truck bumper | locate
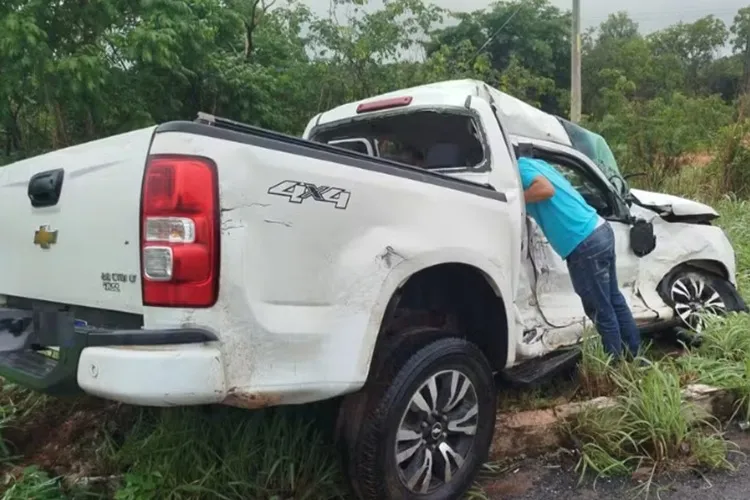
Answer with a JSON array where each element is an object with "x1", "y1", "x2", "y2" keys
[
  {"x1": 77, "y1": 345, "x2": 225, "y2": 406},
  {"x1": 0, "y1": 307, "x2": 224, "y2": 404}
]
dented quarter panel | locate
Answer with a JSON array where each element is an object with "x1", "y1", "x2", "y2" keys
[{"x1": 143, "y1": 100, "x2": 524, "y2": 406}]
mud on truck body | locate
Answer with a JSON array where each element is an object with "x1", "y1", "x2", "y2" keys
[{"x1": 0, "y1": 79, "x2": 744, "y2": 500}]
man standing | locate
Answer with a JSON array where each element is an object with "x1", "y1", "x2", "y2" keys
[{"x1": 518, "y1": 155, "x2": 640, "y2": 358}]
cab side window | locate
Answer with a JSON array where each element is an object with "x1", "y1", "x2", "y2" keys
[{"x1": 547, "y1": 160, "x2": 613, "y2": 217}]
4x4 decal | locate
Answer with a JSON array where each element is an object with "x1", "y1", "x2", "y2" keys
[{"x1": 267, "y1": 180, "x2": 351, "y2": 210}]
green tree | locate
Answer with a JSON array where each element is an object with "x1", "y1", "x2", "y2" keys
[
  {"x1": 582, "y1": 13, "x2": 683, "y2": 118},
  {"x1": 0, "y1": 0, "x2": 746, "y2": 205},
  {"x1": 308, "y1": 0, "x2": 443, "y2": 104},
  {"x1": 732, "y1": 6, "x2": 750, "y2": 96},
  {"x1": 428, "y1": 0, "x2": 570, "y2": 113},
  {"x1": 649, "y1": 15, "x2": 729, "y2": 93}
]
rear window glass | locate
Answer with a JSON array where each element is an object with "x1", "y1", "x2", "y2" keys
[
  {"x1": 312, "y1": 110, "x2": 486, "y2": 170},
  {"x1": 331, "y1": 140, "x2": 370, "y2": 155}
]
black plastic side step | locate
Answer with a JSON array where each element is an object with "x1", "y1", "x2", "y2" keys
[
  {"x1": 501, "y1": 347, "x2": 581, "y2": 386},
  {"x1": 0, "y1": 350, "x2": 57, "y2": 379},
  {"x1": 0, "y1": 308, "x2": 82, "y2": 395}
]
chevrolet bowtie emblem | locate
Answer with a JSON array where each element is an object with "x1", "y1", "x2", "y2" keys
[{"x1": 34, "y1": 225, "x2": 58, "y2": 249}]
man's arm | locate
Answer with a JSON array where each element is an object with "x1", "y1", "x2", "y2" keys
[
  {"x1": 518, "y1": 157, "x2": 555, "y2": 203},
  {"x1": 524, "y1": 175, "x2": 555, "y2": 203}
]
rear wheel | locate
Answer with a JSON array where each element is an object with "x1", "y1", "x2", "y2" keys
[{"x1": 344, "y1": 336, "x2": 496, "y2": 500}]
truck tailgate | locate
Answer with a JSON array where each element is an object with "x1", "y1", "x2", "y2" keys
[{"x1": 0, "y1": 126, "x2": 157, "y2": 314}]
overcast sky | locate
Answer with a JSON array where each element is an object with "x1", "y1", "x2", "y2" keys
[
  {"x1": 547, "y1": 0, "x2": 743, "y2": 32},
  {"x1": 308, "y1": 0, "x2": 746, "y2": 33}
]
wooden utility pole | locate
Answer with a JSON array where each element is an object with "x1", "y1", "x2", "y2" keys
[
  {"x1": 740, "y1": 31, "x2": 750, "y2": 120},
  {"x1": 571, "y1": 0, "x2": 582, "y2": 123}
]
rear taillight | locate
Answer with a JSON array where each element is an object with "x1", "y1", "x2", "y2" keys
[{"x1": 140, "y1": 155, "x2": 219, "y2": 307}]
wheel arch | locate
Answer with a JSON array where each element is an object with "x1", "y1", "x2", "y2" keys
[
  {"x1": 657, "y1": 259, "x2": 731, "y2": 301},
  {"x1": 365, "y1": 261, "x2": 511, "y2": 381}
]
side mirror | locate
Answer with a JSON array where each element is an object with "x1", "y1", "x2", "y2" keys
[{"x1": 629, "y1": 218, "x2": 656, "y2": 257}]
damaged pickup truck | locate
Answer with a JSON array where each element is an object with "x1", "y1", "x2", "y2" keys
[{"x1": 0, "y1": 79, "x2": 744, "y2": 500}]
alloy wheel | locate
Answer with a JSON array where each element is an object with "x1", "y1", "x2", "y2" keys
[
  {"x1": 394, "y1": 369, "x2": 479, "y2": 494},
  {"x1": 670, "y1": 275, "x2": 727, "y2": 332}
]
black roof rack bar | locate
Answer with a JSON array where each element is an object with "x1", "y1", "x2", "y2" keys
[{"x1": 194, "y1": 112, "x2": 260, "y2": 136}]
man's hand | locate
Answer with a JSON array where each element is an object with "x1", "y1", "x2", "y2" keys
[{"x1": 524, "y1": 175, "x2": 555, "y2": 203}]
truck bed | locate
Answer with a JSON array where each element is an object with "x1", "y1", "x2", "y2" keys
[{"x1": 0, "y1": 114, "x2": 504, "y2": 317}]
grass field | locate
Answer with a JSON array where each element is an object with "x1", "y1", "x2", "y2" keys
[{"x1": 0, "y1": 196, "x2": 748, "y2": 499}]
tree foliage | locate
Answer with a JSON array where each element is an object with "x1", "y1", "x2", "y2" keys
[{"x1": 1, "y1": 0, "x2": 750, "y2": 190}]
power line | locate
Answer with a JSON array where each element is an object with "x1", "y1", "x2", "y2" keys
[{"x1": 468, "y1": 3, "x2": 524, "y2": 62}]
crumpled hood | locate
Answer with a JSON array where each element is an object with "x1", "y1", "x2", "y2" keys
[{"x1": 629, "y1": 188, "x2": 719, "y2": 218}]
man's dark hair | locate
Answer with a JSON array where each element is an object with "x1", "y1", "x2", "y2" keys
[
  {"x1": 411, "y1": 147, "x2": 424, "y2": 163},
  {"x1": 516, "y1": 143, "x2": 534, "y2": 158}
]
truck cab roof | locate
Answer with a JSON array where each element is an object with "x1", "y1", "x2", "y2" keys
[
  {"x1": 306, "y1": 79, "x2": 627, "y2": 192},
  {"x1": 313, "y1": 80, "x2": 477, "y2": 128},
  {"x1": 309, "y1": 79, "x2": 571, "y2": 147}
]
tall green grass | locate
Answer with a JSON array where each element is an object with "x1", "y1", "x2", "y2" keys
[
  {"x1": 577, "y1": 332, "x2": 615, "y2": 399},
  {"x1": 569, "y1": 309, "x2": 750, "y2": 495},
  {"x1": 1, "y1": 467, "x2": 66, "y2": 500},
  {"x1": 715, "y1": 198, "x2": 750, "y2": 293},
  {"x1": 570, "y1": 346, "x2": 734, "y2": 496},
  {"x1": 114, "y1": 405, "x2": 346, "y2": 500},
  {"x1": 676, "y1": 313, "x2": 750, "y2": 421}
]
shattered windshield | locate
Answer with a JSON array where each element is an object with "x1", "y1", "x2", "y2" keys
[{"x1": 558, "y1": 119, "x2": 628, "y2": 196}]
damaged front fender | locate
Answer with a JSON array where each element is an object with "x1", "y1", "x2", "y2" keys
[
  {"x1": 632, "y1": 200, "x2": 737, "y2": 314},
  {"x1": 629, "y1": 188, "x2": 719, "y2": 222}
]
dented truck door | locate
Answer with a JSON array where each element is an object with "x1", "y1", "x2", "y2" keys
[{"x1": 519, "y1": 142, "x2": 657, "y2": 351}]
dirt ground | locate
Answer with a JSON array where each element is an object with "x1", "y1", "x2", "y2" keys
[
  {"x1": 481, "y1": 429, "x2": 750, "y2": 500},
  {"x1": 0, "y1": 394, "x2": 133, "y2": 480}
]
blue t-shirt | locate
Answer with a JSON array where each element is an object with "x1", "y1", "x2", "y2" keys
[{"x1": 518, "y1": 157, "x2": 599, "y2": 259}]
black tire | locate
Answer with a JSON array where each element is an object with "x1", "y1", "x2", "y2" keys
[
  {"x1": 349, "y1": 337, "x2": 496, "y2": 500},
  {"x1": 662, "y1": 267, "x2": 747, "y2": 335},
  {"x1": 336, "y1": 327, "x2": 452, "y2": 499}
]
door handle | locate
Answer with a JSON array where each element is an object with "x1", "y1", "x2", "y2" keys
[{"x1": 28, "y1": 169, "x2": 65, "y2": 208}]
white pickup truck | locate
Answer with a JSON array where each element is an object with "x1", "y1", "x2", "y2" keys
[{"x1": 0, "y1": 79, "x2": 744, "y2": 499}]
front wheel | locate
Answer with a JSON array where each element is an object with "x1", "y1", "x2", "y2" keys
[
  {"x1": 665, "y1": 268, "x2": 746, "y2": 334},
  {"x1": 349, "y1": 337, "x2": 496, "y2": 500}
]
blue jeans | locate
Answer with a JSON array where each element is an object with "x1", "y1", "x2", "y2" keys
[{"x1": 566, "y1": 222, "x2": 641, "y2": 357}]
